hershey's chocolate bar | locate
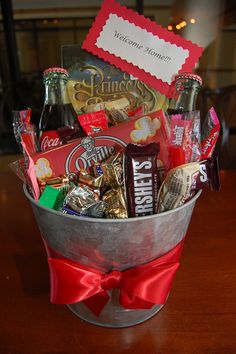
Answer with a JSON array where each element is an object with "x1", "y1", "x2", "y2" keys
[{"x1": 124, "y1": 143, "x2": 160, "y2": 217}]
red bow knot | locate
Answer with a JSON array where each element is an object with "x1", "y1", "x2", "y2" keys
[
  {"x1": 47, "y1": 239, "x2": 185, "y2": 316},
  {"x1": 101, "y1": 270, "x2": 121, "y2": 290}
]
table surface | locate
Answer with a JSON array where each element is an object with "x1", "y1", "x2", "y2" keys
[{"x1": 1, "y1": 170, "x2": 236, "y2": 354}]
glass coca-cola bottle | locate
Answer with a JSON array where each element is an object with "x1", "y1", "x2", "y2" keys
[
  {"x1": 167, "y1": 73, "x2": 202, "y2": 114},
  {"x1": 39, "y1": 67, "x2": 83, "y2": 151}
]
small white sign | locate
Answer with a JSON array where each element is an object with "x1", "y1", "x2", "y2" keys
[{"x1": 96, "y1": 14, "x2": 189, "y2": 84}]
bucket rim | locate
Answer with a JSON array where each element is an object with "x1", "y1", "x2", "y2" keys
[{"x1": 23, "y1": 184, "x2": 202, "y2": 223}]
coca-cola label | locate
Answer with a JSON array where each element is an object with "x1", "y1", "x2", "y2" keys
[
  {"x1": 65, "y1": 135, "x2": 126, "y2": 173},
  {"x1": 40, "y1": 130, "x2": 61, "y2": 151}
]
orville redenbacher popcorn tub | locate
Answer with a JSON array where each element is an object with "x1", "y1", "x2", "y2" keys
[{"x1": 24, "y1": 185, "x2": 201, "y2": 328}]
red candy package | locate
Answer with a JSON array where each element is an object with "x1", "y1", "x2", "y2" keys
[
  {"x1": 77, "y1": 110, "x2": 108, "y2": 135},
  {"x1": 169, "y1": 115, "x2": 192, "y2": 167},
  {"x1": 128, "y1": 104, "x2": 148, "y2": 119},
  {"x1": 201, "y1": 107, "x2": 220, "y2": 159},
  {"x1": 169, "y1": 111, "x2": 201, "y2": 168}
]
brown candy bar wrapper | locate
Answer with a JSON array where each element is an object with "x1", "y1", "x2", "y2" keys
[
  {"x1": 196, "y1": 156, "x2": 220, "y2": 191},
  {"x1": 103, "y1": 187, "x2": 128, "y2": 219},
  {"x1": 158, "y1": 157, "x2": 220, "y2": 213},
  {"x1": 124, "y1": 143, "x2": 161, "y2": 217}
]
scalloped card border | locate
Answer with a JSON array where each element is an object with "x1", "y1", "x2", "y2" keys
[{"x1": 82, "y1": 0, "x2": 203, "y2": 97}]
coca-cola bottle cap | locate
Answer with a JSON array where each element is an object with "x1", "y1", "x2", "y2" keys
[
  {"x1": 175, "y1": 72, "x2": 202, "y2": 85},
  {"x1": 43, "y1": 67, "x2": 69, "y2": 77}
]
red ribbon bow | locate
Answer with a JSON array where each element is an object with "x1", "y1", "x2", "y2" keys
[{"x1": 47, "y1": 239, "x2": 185, "y2": 316}]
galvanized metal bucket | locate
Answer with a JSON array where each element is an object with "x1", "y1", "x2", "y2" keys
[{"x1": 24, "y1": 185, "x2": 201, "y2": 328}]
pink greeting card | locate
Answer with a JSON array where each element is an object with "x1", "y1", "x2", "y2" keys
[{"x1": 82, "y1": 0, "x2": 203, "y2": 97}]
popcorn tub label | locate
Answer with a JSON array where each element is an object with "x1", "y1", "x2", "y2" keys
[{"x1": 33, "y1": 111, "x2": 170, "y2": 183}]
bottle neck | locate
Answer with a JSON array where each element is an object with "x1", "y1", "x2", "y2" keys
[
  {"x1": 44, "y1": 78, "x2": 71, "y2": 105},
  {"x1": 168, "y1": 79, "x2": 201, "y2": 113}
]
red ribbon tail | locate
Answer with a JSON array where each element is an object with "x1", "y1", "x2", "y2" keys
[
  {"x1": 119, "y1": 240, "x2": 184, "y2": 309},
  {"x1": 83, "y1": 292, "x2": 110, "y2": 316},
  {"x1": 120, "y1": 262, "x2": 180, "y2": 309},
  {"x1": 47, "y1": 257, "x2": 110, "y2": 316},
  {"x1": 120, "y1": 293, "x2": 154, "y2": 310}
]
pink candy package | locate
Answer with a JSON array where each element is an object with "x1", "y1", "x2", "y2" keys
[
  {"x1": 169, "y1": 111, "x2": 201, "y2": 168},
  {"x1": 201, "y1": 107, "x2": 220, "y2": 159}
]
